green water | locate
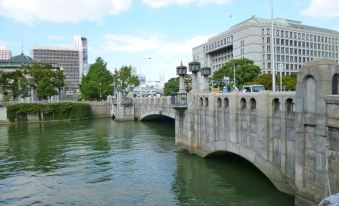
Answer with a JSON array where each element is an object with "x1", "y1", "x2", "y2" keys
[{"x1": 0, "y1": 119, "x2": 294, "y2": 205}]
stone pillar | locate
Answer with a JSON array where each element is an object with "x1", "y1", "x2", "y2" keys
[
  {"x1": 200, "y1": 66, "x2": 211, "y2": 94},
  {"x1": 176, "y1": 61, "x2": 188, "y2": 93},
  {"x1": 179, "y1": 76, "x2": 185, "y2": 93},
  {"x1": 294, "y1": 59, "x2": 339, "y2": 205},
  {"x1": 191, "y1": 73, "x2": 198, "y2": 93},
  {"x1": 202, "y1": 76, "x2": 209, "y2": 93}
]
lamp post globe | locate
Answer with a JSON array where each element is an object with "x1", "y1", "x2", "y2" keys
[
  {"x1": 200, "y1": 66, "x2": 211, "y2": 77},
  {"x1": 176, "y1": 61, "x2": 187, "y2": 76},
  {"x1": 188, "y1": 60, "x2": 201, "y2": 73}
]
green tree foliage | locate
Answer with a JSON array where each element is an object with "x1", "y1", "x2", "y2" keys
[
  {"x1": 163, "y1": 77, "x2": 179, "y2": 96},
  {"x1": 80, "y1": 57, "x2": 113, "y2": 101},
  {"x1": 112, "y1": 65, "x2": 139, "y2": 95},
  {"x1": 7, "y1": 102, "x2": 91, "y2": 122},
  {"x1": 163, "y1": 75, "x2": 192, "y2": 96},
  {"x1": 0, "y1": 70, "x2": 30, "y2": 101},
  {"x1": 250, "y1": 73, "x2": 297, "y2": 91},
  {"x1": 23, "y1": 63, "x2": 65, "y2": 100},
  {"x1": 282, "y1": 74, "x2": 297, "y2": 91},
  {"x1": 211, "y1": 58, "x2": 261, "y2": 88}
]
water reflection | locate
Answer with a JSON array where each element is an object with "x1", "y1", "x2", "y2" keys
[
  {"x1": 172, "y1": 152, "x2": 294, "y2": 206},
  {"x1": 0, "y1": 119, "x2": 293, "y2": 206}
]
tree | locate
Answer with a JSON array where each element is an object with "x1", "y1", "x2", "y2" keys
[
  {"x1": 0, "y1": 70, "x2": 30, "y2": 101},
  {"x1": 212, "y1": 58, "x2": 261, "y2": 88},
  {"x1": 250, "y1": 73, "x2": 297, "y2": 91},
  {"x1": 23, "y1": 63, "x2": 65, "y2": 100},
  {"x1": 112, "y1": 65, "x2": 139, "y2": 96},
  {"x1": 80, "y1": 57, "x2": 113, "y2": 101},
  {"x1": 162, "y1": 75, "x2": 192, "y2": 96},
  {"x1": 163, "y1": 77, "x2": 179, "y2": 96}
]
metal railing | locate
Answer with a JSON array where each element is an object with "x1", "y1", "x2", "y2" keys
[{"x1": 171, "y1": 93, "x2": 187, "y2": 106}]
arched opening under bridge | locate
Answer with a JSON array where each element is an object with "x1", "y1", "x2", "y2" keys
[{"x1": 204, "y1": 151, "x2": 294, "y2": 196}]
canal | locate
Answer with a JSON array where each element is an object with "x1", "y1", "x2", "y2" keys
[{"x1": 0, "y1": 119, "x2": 294, "y2": 205}]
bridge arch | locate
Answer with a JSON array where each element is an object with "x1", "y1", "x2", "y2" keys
[
  {"x1": 202, "y1": 148, "x2": 293, "y2": 195},
  {"x1": 140, "y1": 111, "x2": 175, "y2": 121},
  {"x1": 224, "y1": 97, "x2": 229, "y2": 110},
  {"x1": 240, "y1": 98, "x2": 246, "y2": 110},
  {"x1": 250, "y1": 98, "x2": 256, "y2": 110},
  {"x1": 204, "y1": 97, "x2": 209, "y2": 108}
]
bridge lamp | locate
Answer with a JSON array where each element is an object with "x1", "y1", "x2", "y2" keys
[
  {"x1": 201, "y1": 66, "x2": 211, "y2": 93},
  {"x1": 189, "y1": 60, "x2": 201, "y2": 93},
  {"x1": 176, "y1": 61, "x2": 187, "y2": 93},
  {"x1": 188, "y1": 60, "x2": 201, "y2": 73},
  {"x1": 201, "y1": 66, "x2": 211, "y2": 77},
  {"x1": 176, "y1": 61, "x2": 187, "y2": 76}
]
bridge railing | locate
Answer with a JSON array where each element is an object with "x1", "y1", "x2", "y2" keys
[{"x1": 171, "y1": 93, "x2": 187, "y2": 107}]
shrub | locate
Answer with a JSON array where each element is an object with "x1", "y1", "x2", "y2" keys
[{"x1": 7, "y1": 102, "x2": 91, "y2": 122}]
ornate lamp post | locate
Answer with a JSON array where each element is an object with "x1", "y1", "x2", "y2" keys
[
  {"x1": 188, "y1": 60, "x2": 201, "y2": 93},
  {"x1": 201, "y1": 66, "x2": 211, "y2": 93},
  {"x1": 176, "y1": 61, "x2": 187, "y2": 93}
]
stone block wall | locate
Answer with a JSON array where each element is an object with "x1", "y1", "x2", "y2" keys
[
  {"x1": 176, "y1": 91, "x2": 296, "y2": 195},
  {"x1": 89, "y1": 101, "x2": 109, "y2": 118}
]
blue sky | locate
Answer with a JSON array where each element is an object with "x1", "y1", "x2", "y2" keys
[{"x1": 0, "y1": 0, "x2": 339, "y2": 81}]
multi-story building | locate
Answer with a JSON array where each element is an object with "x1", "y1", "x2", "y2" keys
[
  {"x1": 32, "y1": 36, "x2": 88, "y2": 99},
  {"x1": 0, "y1": 46, "x2": 12, "y2": 60},
  {"x1": 74, "y1": 36, "x2": 89, "y2": 76},
  {"x1": 193, "y1": 16, "x2": 339, "y2": 75},
  {"x1": 0, "y1": 52, "x2": 62, "y2": 101}
]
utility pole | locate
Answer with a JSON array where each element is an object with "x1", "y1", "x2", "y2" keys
[{"x1": 270, "y1": 0, "x2": 276, "y2": 92}]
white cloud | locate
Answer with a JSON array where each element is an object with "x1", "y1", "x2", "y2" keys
[
  {"x1": 301, "y1": 0, "x2": 339, "y2": 18},
  {"x1": 102, "y1": 33, "x2": 208, "y2": 54},
  {"x1": 100, "y1": 33, "x2": 209, "y2": 80},
  {"x1": 0, "y1": 0, "x2": 132, "y2": 24},
  {"x1": 142, "y1": 0, "x2": 232, "y2": 8}
]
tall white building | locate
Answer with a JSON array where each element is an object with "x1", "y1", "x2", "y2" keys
[
  {"x1": 32, "y1": 36, "x2": 88, "y2": 99},
  {"x1": 74, "y1": 36, "x2": 89, "y2": 76},
  {"x1": 0, "y1": 46, "x2": 12, "y2": 60},
  {"x1": 193, "y1": 16, "x2": 339, "y2": 75}
]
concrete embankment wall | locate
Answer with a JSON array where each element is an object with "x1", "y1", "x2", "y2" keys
[
  {"x1": 89, "y1": 101, "x2": 110, "y2": 118},
  {"x1": 0, "y1": 101, "x2": 110, "y2": 124},
  {"x1": 0, "y1": 106, "x2": 8, "y2": 124}
]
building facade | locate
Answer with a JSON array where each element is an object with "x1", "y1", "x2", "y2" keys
[
  {"x1": 74, "y1": 36, "x2": 89, "y2": 76},
  {"x1": 32, "y1": 36, "x2": 88, "y2": 99},
  {"x1": 0, "y1": 53, "x2": 61, "y2": 101},
  {"x1": 193, "y1": 16, "x2": 339, "y2": 75},
  {"x1": 0, "y1": 46, "x2": 12, "y2": 60}
]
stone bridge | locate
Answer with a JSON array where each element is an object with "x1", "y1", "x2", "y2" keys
[{"x1": 110, "y1": 59, "x2": 339, "y2": 206}]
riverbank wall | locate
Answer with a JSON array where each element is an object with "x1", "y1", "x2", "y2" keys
[
  {"x1": 0, "y1": 101, "x2": 110, "y2": 124},
  {"x1": 89, "y1": 101, "x2": 110, "y2": 118}
]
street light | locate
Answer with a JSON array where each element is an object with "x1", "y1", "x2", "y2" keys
[
  {"x1": 270, "y1": 0, "x2": 276, "y2": 92},
  {"x1": 228, "y1": 62, "x2": 237, "y2": 88},
  {"x1": 201, "y1": 66, "x2": 211, "y2": 93},
  {"x1": 278, "y1": 63, "x2": 284, "y2": 91},
  {"x1": 176, "y1": 61, "x2": 187, "y2": 93}
]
